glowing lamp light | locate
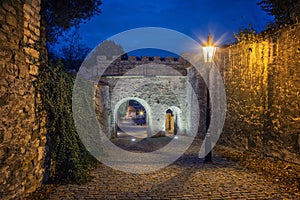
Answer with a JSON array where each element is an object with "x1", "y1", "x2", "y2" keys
[
  {"x1": 202, "y1": 33, "x2": 217, "y2": 63},
  {"x1": 139, "y1": 110, "x2": 144, "y2": 116},
  {"x1": 131, "y1": 138, "x2": 136, "y2": 142}
]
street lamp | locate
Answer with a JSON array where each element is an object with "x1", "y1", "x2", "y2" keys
[{"x1": 202, "y1": 33, "x2": 217, "y2": 162}]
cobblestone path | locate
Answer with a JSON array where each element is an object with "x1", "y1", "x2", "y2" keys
[{"x1": 49, "y1": 138, "x2": 297, "y2": 199}]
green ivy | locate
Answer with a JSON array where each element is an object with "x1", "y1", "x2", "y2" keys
[{"x1": 37, "y1": 59, "x2": 98, "y2": 184}]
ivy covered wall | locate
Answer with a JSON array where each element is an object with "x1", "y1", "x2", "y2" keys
[{"x1": 220, "y1": 24, "x2": 300, "y2": 163}]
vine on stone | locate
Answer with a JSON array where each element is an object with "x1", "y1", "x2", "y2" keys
[{"x1": 36, "y1": 59, "x2": 98, "y2": 184}]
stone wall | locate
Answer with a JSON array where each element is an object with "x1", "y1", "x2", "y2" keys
[
  {"x1": 220, "y1": 24, "x2": 300, "y2": 164},
  {"x1": 186, "y1": 67, "x2": 208, "y2": 138},
  {"x1": 95, "y1": 57, "x2": 204, "y2": 138},
  {"x1": 0, "y1": 0, "x2": 46, "y2": 199},
  {"x1": 95, "y1": 82, "x2": 112, "y2": 139},
  {"x1": 107, "y1": 74, "x2": 191, "y2": 137},
  {"x1": 96, "y1": 55, "x2": 188, "y2": 77}
]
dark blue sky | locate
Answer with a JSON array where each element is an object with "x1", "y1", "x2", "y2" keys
[{"x1": 77, "y1": 0, "x2": 273, "y2": 56}]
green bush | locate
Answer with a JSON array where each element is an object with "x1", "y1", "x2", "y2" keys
[{"x1": 37, "y1": 60, "x2": 98, "y2": 184}]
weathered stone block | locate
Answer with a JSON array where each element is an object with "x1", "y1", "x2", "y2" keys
[
  {"x1": 2, "y1": 2, "x2": 16, "y2": 15},
  {"x1": 29, "y1": 64, "x2": 38, "y2": 75},
  {"x1": 28, "y1": 24, "x2": 39, "y2": 35},
  {"x1": 23, "y1": 4, "x2": 34, "y2": 17},
  {"x1": 141, "y1": 56, "x2": 149, "y2": 61},
  {"x1": 128, "y1": 56, "x2": 137, "y2": 61},
  {"x1": 6, "y1": 14, "x2": 17, "y2": 27},
  {"x1": 37, "y1": 147, "x2": 44, "y2": 161}
]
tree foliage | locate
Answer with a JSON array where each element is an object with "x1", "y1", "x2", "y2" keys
[
  {"x1": 36, "y1": 0, "x2": 102, "y2": 184},
  {"x1": 234, "y1": 24, "x2": 256, "y2": 43},
  {"x1": 59, "y1": 27, "x2": 91, "y2": 71},
  {"x1": 42, "y1": 0, "x2": 102, "y2": 42},
  {"x1": 92, "y1": 40, "x2": 125, "y2": 59},
  {"x1": 83, "y1": 40, "x2": 125, "y2": 68},
  {"x1": 258, "y1": 0, "x2": 300, "y2": 25}
]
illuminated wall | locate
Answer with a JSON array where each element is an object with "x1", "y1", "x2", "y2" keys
[
  {"x1": 220, "y1": 24, "x2": 300, "y2": 163},
  {"x1": 0, "y1": 0, "x2": 46, "y2": 199}
]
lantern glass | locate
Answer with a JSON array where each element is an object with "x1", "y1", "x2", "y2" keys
[{"x1": 203, "y1": 46, "x2": 217, "y2": 63}]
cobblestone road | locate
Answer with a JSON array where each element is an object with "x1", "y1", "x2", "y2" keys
[{"x1": 49, "y1": 137, "x2": 297, "y2": 199}]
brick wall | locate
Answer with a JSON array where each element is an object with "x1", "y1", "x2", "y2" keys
[
  {"x1": 220, "y1": 24, "x2": 300, "y2": 164},
  {"x1": 0, "y1": 0, "x2": 46, "y2": 199}
]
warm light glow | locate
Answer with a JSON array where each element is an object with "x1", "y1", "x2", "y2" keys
[
  {"x1": 202, "y1": 33, "x2": 217, "y2": 63},
  {"x1": 203, "y1": 46, "x2": 217, "y2": 62},
  {"x1": 139, "y1": 110, "x2": 144, "y2": 116}
]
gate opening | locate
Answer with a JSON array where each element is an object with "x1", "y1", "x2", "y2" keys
[{"x1": 116, "y1": 99, "x2": 148, "y2": 139}]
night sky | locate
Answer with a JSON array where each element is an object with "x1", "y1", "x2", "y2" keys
[{"x1": 76, "y1": 0, "x2": 274, "y2": 56}]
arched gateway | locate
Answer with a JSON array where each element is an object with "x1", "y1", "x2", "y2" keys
[
  {"x1": 114, "y1": 97, "x2": 152, "y2": 137},
  {"x1": 95, "y1": 55, "x2": 204, "y2": 138}
]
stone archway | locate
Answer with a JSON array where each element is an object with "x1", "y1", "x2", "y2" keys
[{"x1": 113, "y1": 97, "x2": 152, "y2": 137}]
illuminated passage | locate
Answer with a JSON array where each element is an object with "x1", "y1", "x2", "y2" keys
[{"x1": 95, "y1": 55, "x2": 207, "y2": 139}]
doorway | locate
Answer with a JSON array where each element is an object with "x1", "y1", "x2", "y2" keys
[{"x1": 165, "y1": 108, "x2": 177, "y2": 135}]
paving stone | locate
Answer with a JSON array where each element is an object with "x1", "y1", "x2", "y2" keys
[{"x1": 48, "y1": 139, "x2": 299, "y2": 199}]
